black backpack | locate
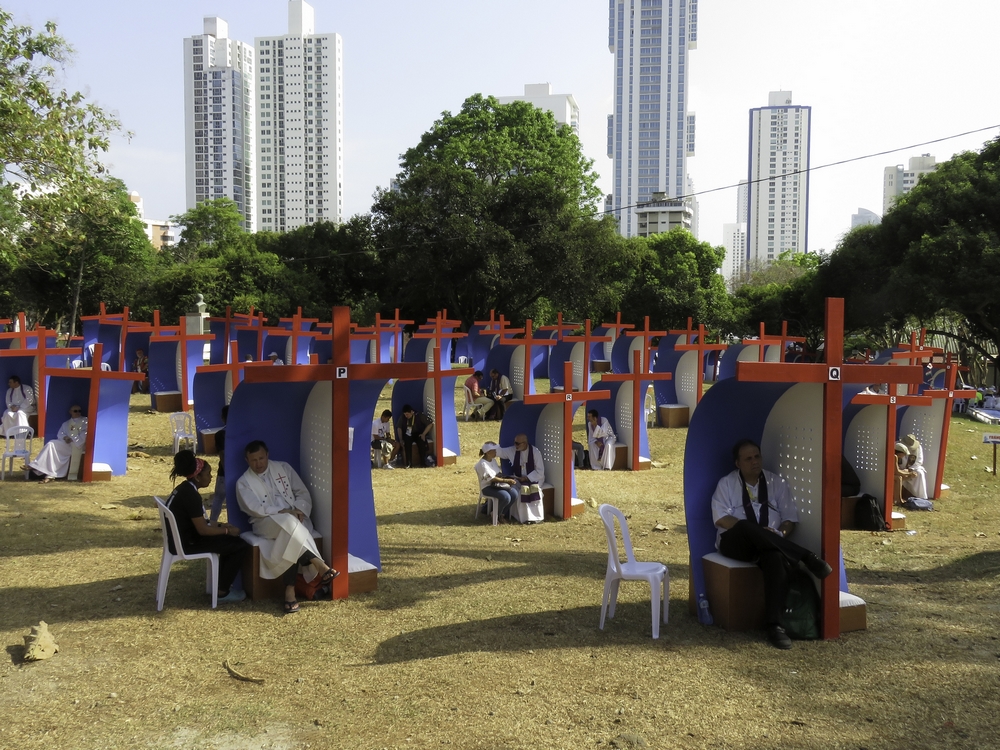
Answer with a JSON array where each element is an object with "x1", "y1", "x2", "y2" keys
[
  {"x1": 780, "y1": 568, "x2": 820, "y2": 640},
  {"x1": 854, "y1": 493, "x2": 887, "y2": 531}
]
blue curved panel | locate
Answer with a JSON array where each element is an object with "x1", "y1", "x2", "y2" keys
[
  {"x1": 95, "y1": 379, "x2": 133, "y2": 475},
  {"x1": 484, "y1": 344, "x2": 516, "y2": 379},
  {"x1": 193, "y1": 370, "x2": 229, "y2": 436},
  {"x1": 96, "y1": 323, "x2": 123, "y2": 370},
  {"x1": 548, "y1": 340, "x2": 576, "y2": 390},
  {"x1": 533, "y1": 329, "x2": 558, "y2": 377}
]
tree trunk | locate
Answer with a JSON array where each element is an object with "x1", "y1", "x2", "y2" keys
[{"x1": 68, "y1": 255, "x2": 85, "y2": 340}]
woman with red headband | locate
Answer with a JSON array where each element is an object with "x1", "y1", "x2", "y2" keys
[{"x1": 167, "y1": 449, "x2": 250, "y2": 603}]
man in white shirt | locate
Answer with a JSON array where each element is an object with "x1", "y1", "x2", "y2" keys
[
  {"x1": 496, "y1": 434, "x2": 545, "y2": 523},
  {"x1": 3, "y1": 375, "x2": 35, "y2": 434},
  {"x1": 235, "y1": 440, "x2": 338, "y2": 613},
  {"x1": 711, "y1": 439, "x2": 833, "y2": 649},
  {"x1": 371, "y1": 409, "x2": 399, "y2": 468}
]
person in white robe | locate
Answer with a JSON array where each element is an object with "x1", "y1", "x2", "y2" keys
[
  {"x1": 496, "y1": 434, "x2": 545, "y2": 523},
  {"x1": 4, "y1": 376, "x2": 35, "y2": 434},
  {"x1": 586, "y1": 409, "x2": 617, "y2": 471},
  {"x1": 26, "y1": 406, "x2": 87, "y2": 482},
  {"x1": 235, "y1": 439, "x2": 339, "y2": 613},
  {"x1": 900, "y1": 433, "x2": 929, "y2": 499}
]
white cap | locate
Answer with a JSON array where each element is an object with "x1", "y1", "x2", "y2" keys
[{"x1": 481, "y1": 442, "x2": 499, "y2": 454}]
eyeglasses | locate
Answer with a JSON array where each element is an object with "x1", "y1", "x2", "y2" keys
[{"x1": 70, "y1": 409, "x2": 82, "y2": 414}]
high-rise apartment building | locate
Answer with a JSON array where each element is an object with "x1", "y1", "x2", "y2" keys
[
  {"x1": 746, "y1": 91, "x2": 811, "y2": 266},
  {"x1": 497, "y1": 83, "x2": 580, "y2": 134},
  {"x1": 719, "y1": 180, "x2": 748, "y2": 284},
  {"x1": 607, "y1": 0, "x2": 698, "y2": 238},
  {"x1": 183, "y1": 17, "x2": 256, "y2": 229},
  {"x1": 883, "y1": 154, "x2": 936, "y2": 214},
  {"x1": 255, "y1": 1, "x2": 343, "y2": 231}
]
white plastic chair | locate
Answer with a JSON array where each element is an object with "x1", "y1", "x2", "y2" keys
[
  {"x1": 2, "y1": 426, "x2": 34, "y2": 480},
  {"x1": 474, "y1": 489, "x2": 500, "y2": 526},
  {"x1": 154, "y1": 496, "x2": 219, "y2": 611},
  {"x1": 598, "y1": 503, "x2": 669, "y2": 639},
  {"x1": 462, "y1": 385, "x2": 485, "y2": 422},
  {"x1": 169, "y1": 412, "x2": 197, "y2": 453},
  {"x1": 100, "y1": 362, "x2": 112, "y2": 372},
  {"x1": 644, "y1": 387, "x2": 656, "y2": 429}
]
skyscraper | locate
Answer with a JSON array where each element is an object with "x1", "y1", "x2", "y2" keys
[
  {"x1": 883, "y1": 154, "x2": 936, "y2": 214},
  {"x1": 746, "y1": 91, "x2": 811, "y2": 266},
  {"x1": 496, "y1": 83, "x2": 580, "y2": 134},
  {"x1": 607, "y1": 0, "x2": 698, "y2": 238},
  {"x1": 255, "y1": 1, "x2": 344, "y2": 232},
  {"x1": 183, "y1": 17, "x2": 256, "y2": 229}
]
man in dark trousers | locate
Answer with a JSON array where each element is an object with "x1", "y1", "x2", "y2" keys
[
  {"x1": 397, "y1": 404, "x2": 433, "y2": 468},
  {"x1": 711, "y1": 439, "x2": 833, "y2": 649}
]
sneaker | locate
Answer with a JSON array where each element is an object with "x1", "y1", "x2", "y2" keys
[
  {"x1": 803, "y1": 554, "x2": 834, "y2": 580},
  {"x1": 767, "y1": 624, "x2": 792, "y2": 650},
  {"x1": 383, "y1": 464, "x2": 395, "y2": 470},
  {"x1": 218, "y1": 588, "x2": 247, "y2": 604}
]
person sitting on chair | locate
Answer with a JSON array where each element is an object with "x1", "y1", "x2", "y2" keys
[
  {"x1": 586, "y1": 409, "x2": 617, "y2": 471},
  {"x1": 132, "y1": 349, "x2": 149, "y2": 394},
  {"x1": 464, "y1": 371, "x2": 493, "y2": 420},
  {"x1": 474, "y1": 442, "x2": 519, "y2": 523},
  {"x1": 3, "y1": 375, "x2": 35, "y2": 434},
  {"x1": 397, "y1": 404, "x2": 433, "y2": 468},
  {"x1": 267, "y1": 351, "x2": 284, "y2": 365},
  {"x1": 496, "y1": 433, "x2": 545, "y2": 522},
  {"x1": 26, "y1": 405, "x2": 87, "y2": 483},
  {"x1": 166, "y1": 449, "x2": 249, "y2": 604},
  {"x1": 371, "y1": 409, "x2": 399, "y2": 469},
  {"x1": 900, "y1": 433, "x2": 928, "y2": 499},
  {"x1": 892, "y1": 442, "x2": 917, "y2": 505},
  {"x1": 711, "y1": 438, "x2": 833, "y2": 650},
  {"x1": 484, "y1": 368, "x2": 513, "y2": 420},
  {"x1": 235, "y1": 440, "x2": 339, "y2": 613}
]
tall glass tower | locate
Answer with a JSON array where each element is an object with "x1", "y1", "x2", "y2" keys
[{"x1": 607, "y1": 0, "x2": 698, "y2": 237}]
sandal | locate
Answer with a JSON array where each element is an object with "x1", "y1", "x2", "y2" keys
[
  {"x1": 321, "y1": 567, "x2": 341, "y2": 584},
  {"x1": 283, "y1": 600, "x2": 300, "y2": 614}
]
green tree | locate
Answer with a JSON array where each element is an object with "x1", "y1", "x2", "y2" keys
[
  {"x1": 371, "y1": 94, "x2": 618, "y2": 327},
  {"x1": 617, "y1": 229, "x2": 731, "y2": 331},
  {"x1": 14, "y1": 177, "x2": 155, "y2": 334},
  {"x1": 170, "y1": 198, "x2": 248, "y2": 263}
]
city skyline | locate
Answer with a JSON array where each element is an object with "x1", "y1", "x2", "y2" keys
[{"x1": 3, "y1": 0, "x2": 998, "y2": 253}]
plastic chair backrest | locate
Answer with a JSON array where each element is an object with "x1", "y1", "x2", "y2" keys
[
  {"x1": 155, "y1": 496, "x2": 185, "y2": 557},
  {"x1": 599, "y1": 503, "x2": 636, "y2": 576},
  {"x1": 463, "y1": 385, "x2": 474, "y2": 404},
  {"x1": 169, "y1": 411, "x2": 194, "y2": 434},
  {"x1": 4, "y1": 425, "x2": 34, "y2": 454}
]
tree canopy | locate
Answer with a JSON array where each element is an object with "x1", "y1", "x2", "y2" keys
[{"x1": 371, "y1": 94, "x2": 621, "y2": 327}]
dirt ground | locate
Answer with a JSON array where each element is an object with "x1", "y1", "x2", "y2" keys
[{"x1": 0, "y1": 385, "x2": 998, "y2": 750}]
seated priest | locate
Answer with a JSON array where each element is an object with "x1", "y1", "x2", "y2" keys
[
  {"x1": 900, "y1": 433, "x2": 928, "y2": 499},
  {"x1": 26, "y1": 405, "x2": 87, "y2": 483},
  {"x1": 711, "y1": 439, "x2": 833, "y2": 650},
  {"x1": 235, "y1": 440, "x2": 339, "y2": 614},
  {"x1": 586, "y1": 408, "x2": 617, "y2": 471},
  {"x1": 484, "y1": 368, "x2": 514, "y2": 421},
  {"x1": 3, "y1": 375, "x2": 35, "y2": 434},
  {"x1": 496, "y1": 433, "x2": 545, "y2": 524}
]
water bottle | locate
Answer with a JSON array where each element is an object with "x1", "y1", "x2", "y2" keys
[{"x1": 697, "y1": 593, "x2": 714, "y2": 625}]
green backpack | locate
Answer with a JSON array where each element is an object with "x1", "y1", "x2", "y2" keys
[{"x1": 780, "y1": 568, "x2": 821, "y2": 640}]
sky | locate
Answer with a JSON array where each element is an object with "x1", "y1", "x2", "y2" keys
[{"x1": 4, "y1": 0, "x2": 999, "y2": 252}]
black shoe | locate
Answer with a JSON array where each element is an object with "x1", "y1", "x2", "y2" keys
[
  {"x1": 767, "y1": 624, "x2": 792, "y2": 650},
  {"x1": 803, "y1": 553, "x2": 834, "y2": 580}
]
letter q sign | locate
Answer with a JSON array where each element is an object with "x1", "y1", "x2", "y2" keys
[{"x1": 828, "y1": 367, "x2": 841, "y2": 381}]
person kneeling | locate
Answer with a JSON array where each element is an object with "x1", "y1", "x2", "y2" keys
[
  {"x1": 711, "y1": 439, "x2": 833, "y2": 650},
  {"x1": 235, "y1": 440, "x2": 339, "y2": 613}
]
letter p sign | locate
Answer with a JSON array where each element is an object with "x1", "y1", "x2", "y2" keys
[{"x1": 336, "y1": 366, "x2": 348, "y2": 379}]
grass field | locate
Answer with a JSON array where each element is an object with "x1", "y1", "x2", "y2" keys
[{"x1": 0, "y1": 385, "x2": 998, "y2": 750}]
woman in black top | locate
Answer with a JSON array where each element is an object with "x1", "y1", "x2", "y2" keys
[{"x1": 167, "y1": 449, "x2": 250, "y2": 603}]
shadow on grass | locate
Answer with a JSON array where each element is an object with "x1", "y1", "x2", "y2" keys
[
  {"x1": 848, "y1": 549, "x2": 1000, "y2": 584},
  {"x1": 371, "y1": 603, "x2": 686, "y2": 664}
]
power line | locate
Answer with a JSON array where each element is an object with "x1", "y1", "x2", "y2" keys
[{"x1": 277, "y1": 124, "x2": 1000, "y2": 262}]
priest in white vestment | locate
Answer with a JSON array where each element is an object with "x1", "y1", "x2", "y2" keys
[
  {"x1": 3, "y1": 375, "x2": 35, "y2": 434},
  {"x1": 235, "y1": 439, "x2": 339, "y2": 613},
  {"x1": 586, "y1": 409, "x2": 617, "y2": 471},
  {"x1": 27, "y1": 406, "x2": 87, "y2": 482}
]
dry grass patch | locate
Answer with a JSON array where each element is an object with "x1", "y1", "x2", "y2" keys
[{"x1": 0, "y1": 389, "x2": 997, "y2": 749}]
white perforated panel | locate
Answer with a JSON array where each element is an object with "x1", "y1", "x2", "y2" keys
[
  {"x1": 845, "y1": 405, "x2": 888, "y2": 499},
  {"x1": 571, "y1": 343, "x2": 585, "y2": 390},
  {"x1": 424, "y1": 347, "x2": 437, "y2": 416},
  {"x1": 615, "y1": 384, "x2": 636, "y2": 464},
  {"x1": 32, "y1": 357, "x2": 39, "y2": 397},
  {"x1": 511, "y1": 347, "x2": 526, "y2": 399},
  {"x1": 174, "y1": 342, "x2": 183, "y2": 391},
  {"x1": 761, "y1": 383, "x2": 823, "y2": 552},
  {"x1": 286, "y1": 338, "x2": 295, "y2": 366},
  {"x1": 675, "y1": 350, "x2": 699, "y2": 411},
  {"x1": 536, "y1": 403, "x2": 565, "y2": 516},
  {"x1": 603, "y1": 336, "x2": 615, "y2": 361},
  {"x1": 900, "y1": 400, "x2": 945, "y2": 495},
  {"x1": 224, "y1": 371, "x2": 234, "y2": 405},
  {"x1": 299, "y1": 381, "x2": 333, "y2": 560},
  {"x1": 628, "y1": 337, "x2": 644, "y2": 373}
]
